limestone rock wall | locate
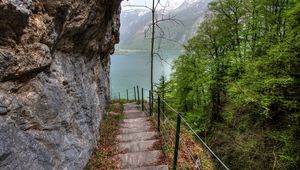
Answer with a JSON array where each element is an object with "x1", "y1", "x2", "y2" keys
[{"x1": 0, "y1": 0, "x2": 121, "y2": 169}]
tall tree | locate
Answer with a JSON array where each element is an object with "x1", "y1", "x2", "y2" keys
[
  {"x1": 150, "y1": 0, "x2": 156, "y2": 113},
  {"x1": 125, "y1": 0, "x2": 182, "y2": 112}
]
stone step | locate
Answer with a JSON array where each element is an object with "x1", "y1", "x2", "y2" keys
[
  {"x1": 123, "y1": 117, "x2": 150, "y2": 123},
  {"x1": 119, "y1": 103, "x2": 167, "y2": 169},
  {"x1": 124, "y1": 103, "x2": 139, "y2": 107},
  {"x1": 120, "y1": 121, "x2": 152, "y2": 128},
  {"x1": 124, "y1": 111, "x2": 146, "y2": 119},
  {"x1": 117, "y1": 131, "x2": 158, "y2": 142},
  {"x1": 122, "y1": 165, "x2": 168, "y2": 170},
  {"x1": 124, "y1": 107, "x2": 141, "y2": 111},
  {"x1": 118, "y1": 150, "x2": 163, "y2": 169},
  {"x1": 124, "y1": 106, "x2": 139, "y2": 110},
  {"x1": 124, "y1": 109, "x2": 140, "y2": 113},
  {"x1": 119, "y1": 140, "x2": 158, "y2": 153},
  {"x1": 119, "y1": 125, "x2": 152, "y2": 134}
]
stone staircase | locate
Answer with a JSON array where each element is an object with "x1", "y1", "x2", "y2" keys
[{"x1": 117, "y1": 103, "x2": 168, "y2": 170}]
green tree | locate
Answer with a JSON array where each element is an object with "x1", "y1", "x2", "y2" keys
[{"x1": 167, "y1": 0, "x2": 300, "y2": 169}]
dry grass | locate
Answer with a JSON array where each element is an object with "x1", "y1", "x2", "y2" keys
[{"x1": 159, "y1": 120, "x2": 215, "y2": 170}]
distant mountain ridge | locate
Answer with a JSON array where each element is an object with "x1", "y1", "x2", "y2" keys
[{"x1": 116, "y1": 0, "x2": 212, "y2": 51}]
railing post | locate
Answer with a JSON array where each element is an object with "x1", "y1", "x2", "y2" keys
[
  {"x1": 118, "y1": 92, "x2": 121, "y2": 103},
  {"x1": 157, "y1": 96, "x2": 161, "y2": 132},
  {"x1": 134, "y1": 87, "x2": 136, "y2": 101},
  {"x1": 142, "y1": 88, "x2": 144, "y2": 111},
  {"x1": 151, "y1": 91, "x2": 154, "y2": 117},
  {"x1": 149, "y1": 90, "x2": 152, "y2": 116},
  {"x1": 137, "y1": 86, "x2": 140, "y2": 104},
  {"x1": 173, "y1": 113, "x2": 182, "y2": 170},
  {"x1": 126, "y1": 89, "x2": 129, "y2": 102}
]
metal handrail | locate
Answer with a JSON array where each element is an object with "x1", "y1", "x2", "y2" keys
[{"x1": 155, "y1": 93, "x2": 230, "y2": 170}]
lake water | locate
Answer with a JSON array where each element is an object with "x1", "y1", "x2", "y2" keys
[{"x1": 110, "y1": 51, "x2": 181, "y2": 99}]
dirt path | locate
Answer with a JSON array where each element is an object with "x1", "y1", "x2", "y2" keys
[{"x1": 117, "y1": 103, "x2": 168, "y2": 170}]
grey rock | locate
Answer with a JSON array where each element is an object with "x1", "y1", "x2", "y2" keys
[
  {"x1": 0, "y1": 122, "x2": 54, "y2": 170},
  {"x1": 0, "y1": 106, "x2": 8, "y2": 115},
  {"x1": 0, "y1": 0, "x2": 122, "y2": 169},
  {"x1": 0, "y1": 0, "x2": 31, "y2": 41}
]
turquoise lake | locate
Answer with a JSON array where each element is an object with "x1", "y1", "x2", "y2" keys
[{"x1": 110, "y1": 51, "x2": 182, "y2": 99}]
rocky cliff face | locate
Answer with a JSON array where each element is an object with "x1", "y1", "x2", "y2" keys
[{"x1": 0, "y1": 0, "x2": 121, "y2": 169}]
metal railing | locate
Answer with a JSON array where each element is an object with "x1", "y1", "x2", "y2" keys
[{"x1": 111, "y1": 85, "x2": 230, "y2": 170}]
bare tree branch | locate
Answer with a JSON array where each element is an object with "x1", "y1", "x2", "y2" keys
[
  {"x1": 155, "y1": 23, "x2": 165, "y2": 36},
  {"x1": 123, "y1": 4, "x2": 152, "y2": 11},
  {"x1": 155, "y1": 16, "x2": 185, "y2": 26},
  {"x1": 125, "y1": 0, "x2": 183, "y2": 100},
  {"x1": 155, "y1": 0, "x2": 161, "y2": 10},
  {"x1": 154, "y1": 52, "x2": 172, "y2": 66},
  {"x1": 154, "y1": 36, "x2": 182, "y2": 45}
]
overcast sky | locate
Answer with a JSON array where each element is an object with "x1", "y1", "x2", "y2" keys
[{"x1": 122, "y1": 0, "x2": 186, "y2": 10}]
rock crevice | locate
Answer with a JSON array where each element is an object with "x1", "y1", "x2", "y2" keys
[{"x1": 0, "y1": 0, "x2": 121, "y2": 169}]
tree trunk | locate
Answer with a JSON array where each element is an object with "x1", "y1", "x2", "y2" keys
[{"x1": 151, "y1": 0, "x2": 155, "y2": 110}]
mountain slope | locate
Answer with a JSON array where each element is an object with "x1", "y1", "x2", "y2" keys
[{"x1": 117, "y1": 0, "x2": 212, "y2": 51}]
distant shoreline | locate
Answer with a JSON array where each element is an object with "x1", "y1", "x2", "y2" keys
[
  {"x1": 114, "y1": 49, "x2": 184, "y2": 55},
  {"x1": 114, "y1": 49, "x2": 148, "y2": 54}
]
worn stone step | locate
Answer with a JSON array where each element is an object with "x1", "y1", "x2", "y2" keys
[
  {"x1": 124, "y1": 108, "x2": 140, "y2": 112},
  {"x1": 124, "y1": 109, "x2": 140, "y2": 113},
  {"x1": 123, "y1": 117, "x2": 150, "y2": 123},
  {"x1": 119, "y1": 140, "x2": 158, "y2": 153},
  {"x1": 120, "y1": 121, "x2": 152, "y2": 128},
  {"x1": 122, "y1": 165, "x2": 168, "y2": 170},
  {"x1": 124, "y1": 104, "x2": 139, "y2": 109},
  {"x1": 124, "y1": 111, "x2": 146, "y2": 119},
  {"x1": 119, "y1": 103, "x2": 167, "y2": 169},
  {"x1": 124, "y1": 103, "x2": 139, "y2": 107},
  {"x1": 124, "y1": 104, "x2": 141, "y2": 110},
  {"x1": 117, "y1": 131, "x2": 158, "y2": 142},
  {"x1": 118, "y1": 150, "x2": 163, "y2": 169},
  {"x1": 123, "y1": 108, "x2": 140, "y2": 112},
  {"x1": 120, "y1": 125, "x2": 152, "y2": 134}
]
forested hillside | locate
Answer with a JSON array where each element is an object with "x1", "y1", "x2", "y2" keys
[{"x1": 160, "y1": 0, "x2": 300, "y2": 169}]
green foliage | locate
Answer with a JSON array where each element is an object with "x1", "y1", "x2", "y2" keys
[{"x1": 160, "y1": 0, "x2": 300, "y2": 169}]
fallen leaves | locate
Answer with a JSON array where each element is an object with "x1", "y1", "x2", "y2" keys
[{"x1": 85, "y1": 103, "x2": 123, "y2": 170}]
